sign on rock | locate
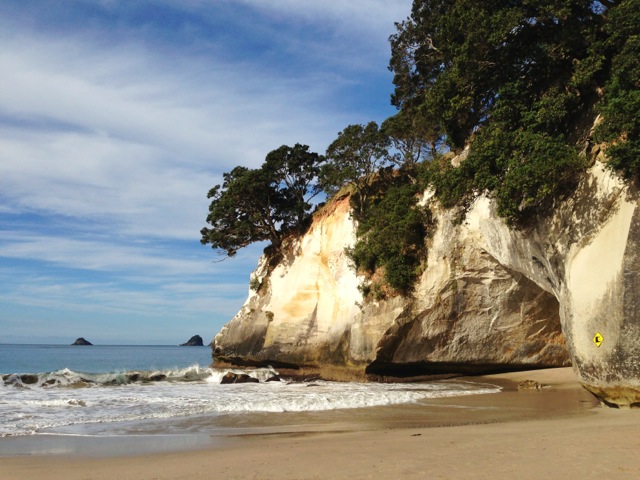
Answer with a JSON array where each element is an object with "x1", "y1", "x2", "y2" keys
[{"x1": 593, "y1": 332, "x2": 604, "y2": 348}]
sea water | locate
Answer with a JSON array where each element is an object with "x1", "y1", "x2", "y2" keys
[
  {"x1": 0, "y1": 344, "x2": 501, "y2": 438},
  {"x1": 0, "y1": 344, "x2": 213, "y2": 374}
]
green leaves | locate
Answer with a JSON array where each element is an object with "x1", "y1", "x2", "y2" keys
[
  {"x1": 264, "y1": 143, "x2": 325, "y2": 225},
  {"x1": 595, "y1": 1, "x2": 640, "y2": 177},
  {"x1": 381, "y1": 109, "x2": 442, "y2": 164},
  {"x1": 348, "y1": 167, "x2": 431, "y2": 295},
  {"x1": 200, "y1": 166, "x2": 292, "y2": 257},
  {"x1": 390, "y1": 0, "x2": 625, "y2": 224},
  {"x1": 201, "y1": 145, "x2": 324, "y2": 257},
  {"x1": 493, "y1": 133, "x2": 586, "y2": 223},
  {"x1": 320, "y1": 122, "x2": 391, "y2": 215}
]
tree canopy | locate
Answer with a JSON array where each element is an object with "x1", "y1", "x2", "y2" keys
[
  {"x1": 200, "y1": 144, "x2": 324, "y2": 257},
  {"x1": 390, "y1": 0, "x2": 606, "y2": 147},
  {"x1": 381, "y1": 108, "x2": 442, "y2": 165},
  {"x1": 320, "y1": 121, "x2": 391, "y2": 215},
  {"x1": 264, "y1": 143, "x2": 324, "y2": 225},
  {"x1": 390, "y1": 0, "x2": 638, "y2": 223},
  {"x1": 594, "y1": 0, "x2": 640, "y2": 177}
]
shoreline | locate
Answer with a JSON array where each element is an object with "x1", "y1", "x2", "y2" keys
[{"x1": 2, "y1": 367, "x2": 640, "y2": 479}]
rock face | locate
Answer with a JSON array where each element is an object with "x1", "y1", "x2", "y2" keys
[
  {"x1": 180, "y1": 335, "x2": 204, "y2": 346},
  {"x1": 71, "y1": 337, "x2": 93, "y2": 346},
  {"x1": 212, "y1": 162, "x2": 640, "y2": 407},
  {"x1": 220, "y1": 372, "x2": 260, "y2": 384}
]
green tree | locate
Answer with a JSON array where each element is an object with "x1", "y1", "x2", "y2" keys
[
  {"x1": 264, "y1": 143, "x2": 325, "y2": 225},
  {"x1": 201, "y1": 144, "x2": 324, "y2": 257},
  {"x1": 595, "y1": 0, "x2": 640, "y2": 177},
  {"x1": 390, "y1": 0, "x2": 611, "y2": 224},
  {"x1": 320, "y1": 121, "x2": 391, "y2": 216},
  {"x1": 390, "y1": 0, "x2": 605, "y2": 148},
  {"x1": 200, "y1": 166, "x2": 295, "y2": 257},
  {"x1": 381, "y1": 108, "x2": 442, "y2": 165}
]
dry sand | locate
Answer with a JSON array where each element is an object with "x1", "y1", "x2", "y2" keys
[{"x1": 2, "y1": 367, "x2": 640, "y2": 480}]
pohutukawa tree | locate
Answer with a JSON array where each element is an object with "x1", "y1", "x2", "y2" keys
[
  {"x1": 264, "y1": 143, "x2": 325, "y2": 225},
  {"x1": 201, "y1": 144, "x2": 324, "y2": 257},
  {"x1": 320, "y1": 121, "x2": 391, "y2": 216},
  {"x1": 381, "y1": 108, "x2": 442, "y2": 165}
]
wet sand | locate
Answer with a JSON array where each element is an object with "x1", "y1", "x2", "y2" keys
[{"x1": 2, "y1": 367, "x2": 640, "y2": 479}]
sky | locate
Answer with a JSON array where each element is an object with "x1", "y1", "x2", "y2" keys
[{"x1": 0, "y1": 0, "x2": 412, "y2": 345}]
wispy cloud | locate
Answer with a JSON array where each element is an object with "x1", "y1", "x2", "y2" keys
[
  {"x1": 0, "y1": 0, "x2": 412, "y2": 343},
  {"x1": 0, "y1": 234, "x2": 204, "y2": 275},
  {"x1": 0, "y1": 27, "x2": 370, "y2": 240}
]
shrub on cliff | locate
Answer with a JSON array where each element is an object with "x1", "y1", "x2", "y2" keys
[{"x1": 347, "y1": 165, "x2": 432, "y2": 296}]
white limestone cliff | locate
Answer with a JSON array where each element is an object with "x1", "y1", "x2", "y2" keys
[{"x1": 212, "y1": 161, "x2": 640, "y2": 407}]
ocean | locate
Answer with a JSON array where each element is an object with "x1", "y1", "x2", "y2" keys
[{"x1": 0, "y1": 344, "x2": 502, "y2": 441}]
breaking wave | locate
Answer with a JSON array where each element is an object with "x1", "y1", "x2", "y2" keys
[
  {"x1": 0, "y1": 365, "x2": 501, "y2": 438},
  {"x1": 1, "y1": 365, "x2": 277, "y2": 389}
]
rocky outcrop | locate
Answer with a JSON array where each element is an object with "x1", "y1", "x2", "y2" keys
[
  {"x1": 213, "y1": 193, "x2": 567, "y2": 376},
  {"x1": 475, "y1": 162, "x2": 640, "y2": 408},
  {"x1": 180, "y1": 335, "x2": 204, "y2": 346},
  {"x1": 71, "y1": 337, "x2": 93, "y2": 346},
  {"x1": 212, "y1": 161, "x2": 640, "y2": 407},
  {"x1": 220, "y1": 372, "x2": 260, "y2": 384}
]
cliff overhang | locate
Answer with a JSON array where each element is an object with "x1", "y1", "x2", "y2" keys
[{"x1": 212, "y1": 160, "x2": 640, "y2": 407}]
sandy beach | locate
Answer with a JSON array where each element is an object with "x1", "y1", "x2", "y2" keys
[{"x1": 2, "y1": 367, "x2": 640, "y2": 480}]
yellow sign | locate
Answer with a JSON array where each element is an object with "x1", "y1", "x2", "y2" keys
[{"x1": 593, "y1": 332, "x2": 604, "y2": 347}]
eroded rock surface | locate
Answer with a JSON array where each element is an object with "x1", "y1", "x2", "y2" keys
[{"x1": 212, "y1": 162, "x2": 640, "y2": 407}]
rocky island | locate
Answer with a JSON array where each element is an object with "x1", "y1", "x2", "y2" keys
[
  {"x1": 71, "y1": 337, "x2": 93, "y2": 346},
  {"x1": 180, "y1": 335, "x2": 204, "y2": 346}
]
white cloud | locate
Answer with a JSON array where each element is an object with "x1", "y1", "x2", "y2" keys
[
  {"x1": 0, "y1": 30, "x2": 356, "y2": 241},
  {"x1": 0, "y1": 37, "x2": 334, "y2": 163},
  {"x1": 0, "y1": 0, "x2": 410, "y2": 343},
  {"x1": 170, "y1": 0, "x2": 411, "y2": 40},
  {"x1": 0, "y1": 230, "x2": 258, "y2": 278}
]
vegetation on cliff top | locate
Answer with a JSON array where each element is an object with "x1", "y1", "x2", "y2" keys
[
  {"x1": 594, "y1": 0, "x2": 640, "y2": 178},
  {"x1": 202, "y1": 0, "x2": 640, "y2": 294},
  {"x1": 200, "y1": 144, "x2": 324, "y2": 257},
  {"x1": 346, "y1": 165, "x2": 432, "y2": 295},
  {"x1": 390, "y1": 0, "x2": 639, "y2": 223}
]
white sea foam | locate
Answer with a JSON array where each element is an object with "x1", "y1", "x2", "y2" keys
[
  {"x1": 0, "y1": 366, "x2": 501, "y2": 437},
  {"x1": 1, "y1": 364, "x2": 236, "y2": 389}
]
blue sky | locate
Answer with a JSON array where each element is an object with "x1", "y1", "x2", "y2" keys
[{"x1": 0, "y1": 0, "x2": 412, "y2": 345}]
